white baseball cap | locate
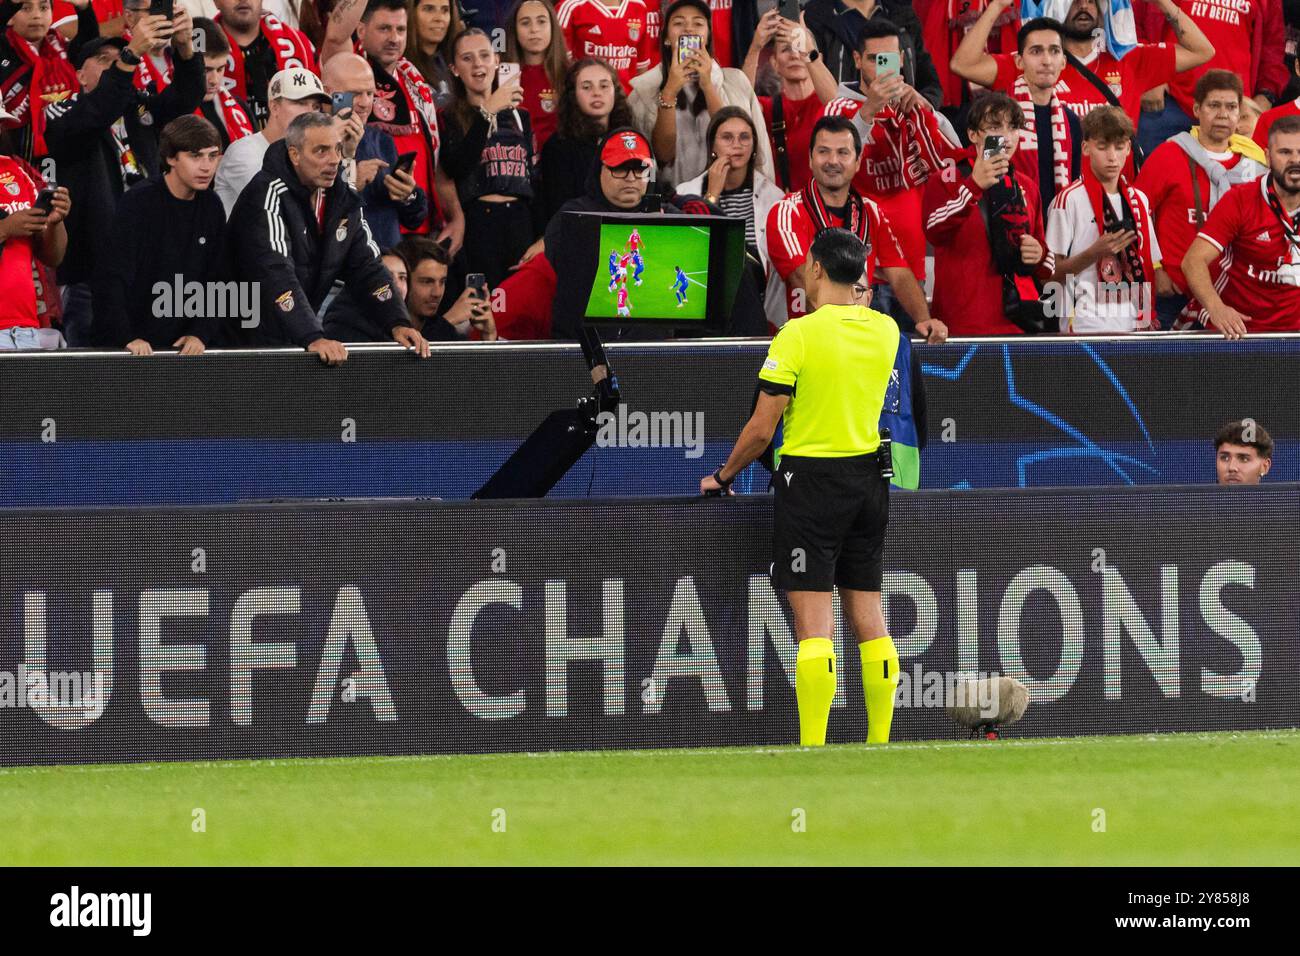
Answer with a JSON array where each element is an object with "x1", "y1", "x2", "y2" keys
[{"x1": 267, "y1": 67, "x2": 329, "y2": 104}]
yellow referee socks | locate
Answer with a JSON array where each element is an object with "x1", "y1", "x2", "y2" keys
[
  {"x1": 861, "y1": 636, "x2": 900, "y2": 744},
  {"x1": 795, "y1": 638, "x2": 836, "y2": 746}
]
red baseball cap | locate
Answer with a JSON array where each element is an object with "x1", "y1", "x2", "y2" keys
[{"x1": 600, "y1": 129, "x2": 653, "y2": 170}]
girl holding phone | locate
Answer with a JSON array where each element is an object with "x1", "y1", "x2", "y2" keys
[
  {"x1": 440, "y1": 28, "x2": 539, "y2": 286},
  {"x1": 627, "y1": 0, "x2": 772, "y2": 189}
]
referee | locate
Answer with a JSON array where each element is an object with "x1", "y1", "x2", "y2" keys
[{"x1": 700, "y1": 229, "x2": 903, "y2": 747}]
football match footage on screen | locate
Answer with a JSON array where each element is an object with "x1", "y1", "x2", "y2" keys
[{"x1": 586, "y1": 223, "x2": 711, "y2": 322}]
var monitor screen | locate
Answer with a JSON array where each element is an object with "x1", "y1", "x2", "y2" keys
[{"x1": 560, "y1": 211, "x2": 745, "y2": 332}]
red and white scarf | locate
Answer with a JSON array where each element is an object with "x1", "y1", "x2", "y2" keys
[
  {"x1": 1082, "y1": 163, "x2": 1155, "y2": 328},
  {"x1": 215, "y1": 13, "x2": 316, "y2": 100},
  {"x1": 391, "y1": 55, "x2": 441, "y2": 161},
  {"x1": 0, "y1": 28, "x2": 79, "y2": 157},
  {"x1": 207, "y1": 88, "x2": 255, "y2": 143},
  {"x1": 1010, "y1": 72, "x2": 1072, "y2": 194}
]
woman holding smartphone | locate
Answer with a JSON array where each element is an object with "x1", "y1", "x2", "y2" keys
[
  {"x1": 502, "y1": 0, "x2": 568, "y2": 154},
  {"x1": 406, "y1": 0, "x2": 463, "y2": 107},
  {"x1": 439, "y1": 28, "x2": 539, "y2": 286},
  {"x1": 627, "y1": 0, "x2": 772, "y2": 189}
]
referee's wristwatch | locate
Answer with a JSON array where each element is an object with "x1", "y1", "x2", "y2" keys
[{"x1": 706, "y1": 465, "x2": 734, "y2": 496}]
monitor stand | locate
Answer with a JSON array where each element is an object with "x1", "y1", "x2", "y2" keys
[{"x1": 472, "y1": 328, "x2": 620, "y2": 499}]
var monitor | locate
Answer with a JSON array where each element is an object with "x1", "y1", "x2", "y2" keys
[{"x1": 559, "y1": 211, "x2": 746, "y2": 333}]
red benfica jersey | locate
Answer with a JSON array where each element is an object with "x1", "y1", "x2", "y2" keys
[
  {"x1": 765, "y1": 188, "x2": 907, "y2": 319},
  {"x1": 557, "y1": 0, "x2": 654, "y2": 88},
  {"x1": 1164, "y1": 0, "x2": 1256, "y2": 115},
  {"x1": 519, "y1": 63, "x2": 559, "y2": 153},
  {"x1": 0, "y1": 156, "x2": 43, "y2": 329},
  {"x1": 1196, "y1": 175, "x2": 1300, "y2": 331},
  {"x1": 993, "y1": 45, "x2": 1175, "y2": 125},
  {"x1": 1134, "y1": 139, "x2": 1247, "y2": 291},
  {"x1": 820, "y1": 97, "x2": 963, "y2": 280}
]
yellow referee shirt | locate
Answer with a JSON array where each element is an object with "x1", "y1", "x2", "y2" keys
[{"x1": 757, "y1": 304, "x2": 900, "y2": 458}]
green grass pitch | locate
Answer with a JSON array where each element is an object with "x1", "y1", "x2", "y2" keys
[
  {"x1": 2, "y1": 730, "x2": 1297, "y2": 866},
  {"x1": 584, "y1": 223, "x2": 711, "y2": 322}
]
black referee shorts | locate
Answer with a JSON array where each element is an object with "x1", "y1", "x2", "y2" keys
[{"x1": 771, "y1": 453, "x2": 889, "y2": 593}]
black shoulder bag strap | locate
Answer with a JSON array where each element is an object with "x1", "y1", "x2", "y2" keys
[
  {"x1": 771, "y1": 93, "x2": 791, "y2": 191},
  {"x1": 1064, "y1": 49, "x2": 1146, "y2": 172},
  {"x1": 1187, "y1": 152, "x2": 1205, "y2": 227}
]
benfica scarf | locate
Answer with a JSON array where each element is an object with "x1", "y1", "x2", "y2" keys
[
  {"x1": 923, "y1": 0, "x2": 1020, "y2": 106},
  {"x1": 1010, "y1": 72, "x2": 1072, "y2": 194},
  {"x1": 1082, "y1": 164, "x2": 1155, "y2": 327},
  {"x1": 980, "y1": 160, "x2": 1046, "y2": 332},
  {"x1": 0, "y1": 28, "x2": 79, "y2": 158},
  {"x1": 800, "y1": 181, "x2": 870, "y2": 246},
  {"x1": 215, "y1": 13, "x2": 315, "y2": 101},
  {"x1": 207, "y1": 89, "x2": 255, "y2": 143},
  {"x1": 377, "y1": 56, "x2": 441, "y2": 162}
]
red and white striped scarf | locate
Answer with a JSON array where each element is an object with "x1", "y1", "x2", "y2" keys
[
  {"x1": 215, "y1": 13, "x2": 316, "y2": 101},
  {"x1": 1010, "y1": 71, "x2": 1072, "y2": 194},
  {"x1": 391, "y1": 55, "x2": 440, "y2": 161},
  {"x1": 1, "y1": 28, "x2": 79, "y2": 157},
  {"x1": 207, "y1": 89, "x2": 255, "y2": 143}
]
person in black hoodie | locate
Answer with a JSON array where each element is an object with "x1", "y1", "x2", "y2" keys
[
  {"x1": 802, "y1": 0, "x2": 941, "y2": 105},
  {"x1": 225, "y1": 110, "x2": 430, "y2": 365},
  {"x1": 91, "y1": 115, "x2": 226, "y2": 353},
  {"x1": 545, "y1": 125, "x2": 766, "y2": 338},
  {"x1": 42, "y1": 17, "x2": 205, "y2": 345}
]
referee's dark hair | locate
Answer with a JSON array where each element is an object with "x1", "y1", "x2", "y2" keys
[
  {"x1": 809, "y1": 228, "x2": 868, "y2": 285},
  {"x1": 810, "y1": 114, "x2": 861, "y2": 155}
]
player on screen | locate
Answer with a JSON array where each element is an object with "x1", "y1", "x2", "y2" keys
[
  {"x1": 608, "y1": 250, "x2": 621, "y2": 292},
  {"x1": 616, "y1": 283, "x2": 631, "y2": 317},
  {"x1": 628, "y1": 228, "x2": 644, "y2": 254},
  {"x1": 631, "y1": 248, "x2": 645, "y2": 286},
  {"x1": 673, "y1": 266, "x2": 689, "y2": 306}
]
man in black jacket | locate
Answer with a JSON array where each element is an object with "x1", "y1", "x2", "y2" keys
[
  {"x1": 43, "y1": 17, "x2": 204, "y2": 344},
  {"x1": 226, "y1": 110, "x2": 430, "y2": 365},
  {"x1": 803, "y1": 0, "x2": 941, "y2": 105}
]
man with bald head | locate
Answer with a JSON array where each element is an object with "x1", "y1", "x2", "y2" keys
[{"x1": 322, "y1": 51, "x2": 426, "y2": 248}]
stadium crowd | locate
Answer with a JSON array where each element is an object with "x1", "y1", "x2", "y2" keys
[{"x1": 3, "y1": 0, "x2": 1300, "y2": 358}]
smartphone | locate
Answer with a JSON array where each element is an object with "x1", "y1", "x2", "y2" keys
[
  {"x1": 331, "y1": 91, "x2": 355, "y2": 116},
  {"x1": 148, "y1": 0, "x2": 172, "y2": 18},
  {"x1": 757, "y1": 0, "x2": 778, "y2": 15},
  {"x1": 677, "y1": 34, "x2": 703, "y2": 63},
  {"x1": 497, "y1": 62, "x2": 521, "y2": 87},
  {"x1": 32, "y1": 188, "x2": 56, "y2": 215},
  {"x1": 982, "y1": 134, "x2": 1006, "y2": 159},
  {"x1": 467, "y1": 272, "x2": 488, "y2": 301},
  {"x1": 875, "y1": 51, "x2": 900, "y2": 79},
  {"x1": 778, "y1": 0, "x2": 800, "y2": 22},
  {"x1": 393, "y1": 151, "x2": 417, "y2": 175},
  {"x1": 1105, "y1": 218, "x2": 1137, "y2": 235}
]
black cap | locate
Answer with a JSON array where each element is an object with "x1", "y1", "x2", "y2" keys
[{"x1": 73, "y1": 36, "x2": 128, "y2": 71}]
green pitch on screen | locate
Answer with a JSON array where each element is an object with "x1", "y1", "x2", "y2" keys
[{"x1": 585, "y1": 223, "x2": 711, "y2": 321}]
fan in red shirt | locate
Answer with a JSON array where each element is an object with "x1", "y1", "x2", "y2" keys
[
  {"x1": 1181, "y1": 114, "x2": 1300, "y2": 336},
  {"x1": 765, "y1": 114, "x2": 947, "y2": 341},
  {"x1": 753, "y1": 12, "x2": 838, "y2": 192},
  {"x1": 1135, "y1": 69, "x2": 1267, "y2": 328},
  {"x1": 556, "y1": 0, "x2": 655, "y2": 89},
  {"x1": 504, "y1": 0, "x2": 566, "y2": 153},
  {"x1": 1047, "y1": 0, "x2": 1209, "y2": 128},
  {"x1": 820, "y1": 19, "x2": 964, "y2": 285},
  {"x1": 1148, "y1": 0, "x2": 1288, "y2": 119},
  {"x1": 50, "y1": 0, "x2": 122, "y2": 34},
  {"x1": 924, "y1": 92, "x2": 1054, "y2": 336},
  {"x1": 0, "y1": 154, "x2": 69, "y2": 343},
  {"x1": 1252, "y1": 96, "x2": 1300, "y2": 153}
]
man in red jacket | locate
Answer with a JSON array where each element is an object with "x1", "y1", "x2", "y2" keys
[{"x1": 923, "y1": 91, "x2": 1055, "y2": 335}]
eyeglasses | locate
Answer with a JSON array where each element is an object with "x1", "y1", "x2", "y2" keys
[{"x1": 607, "y1": 164, "x2": 649, "y2": 180}]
